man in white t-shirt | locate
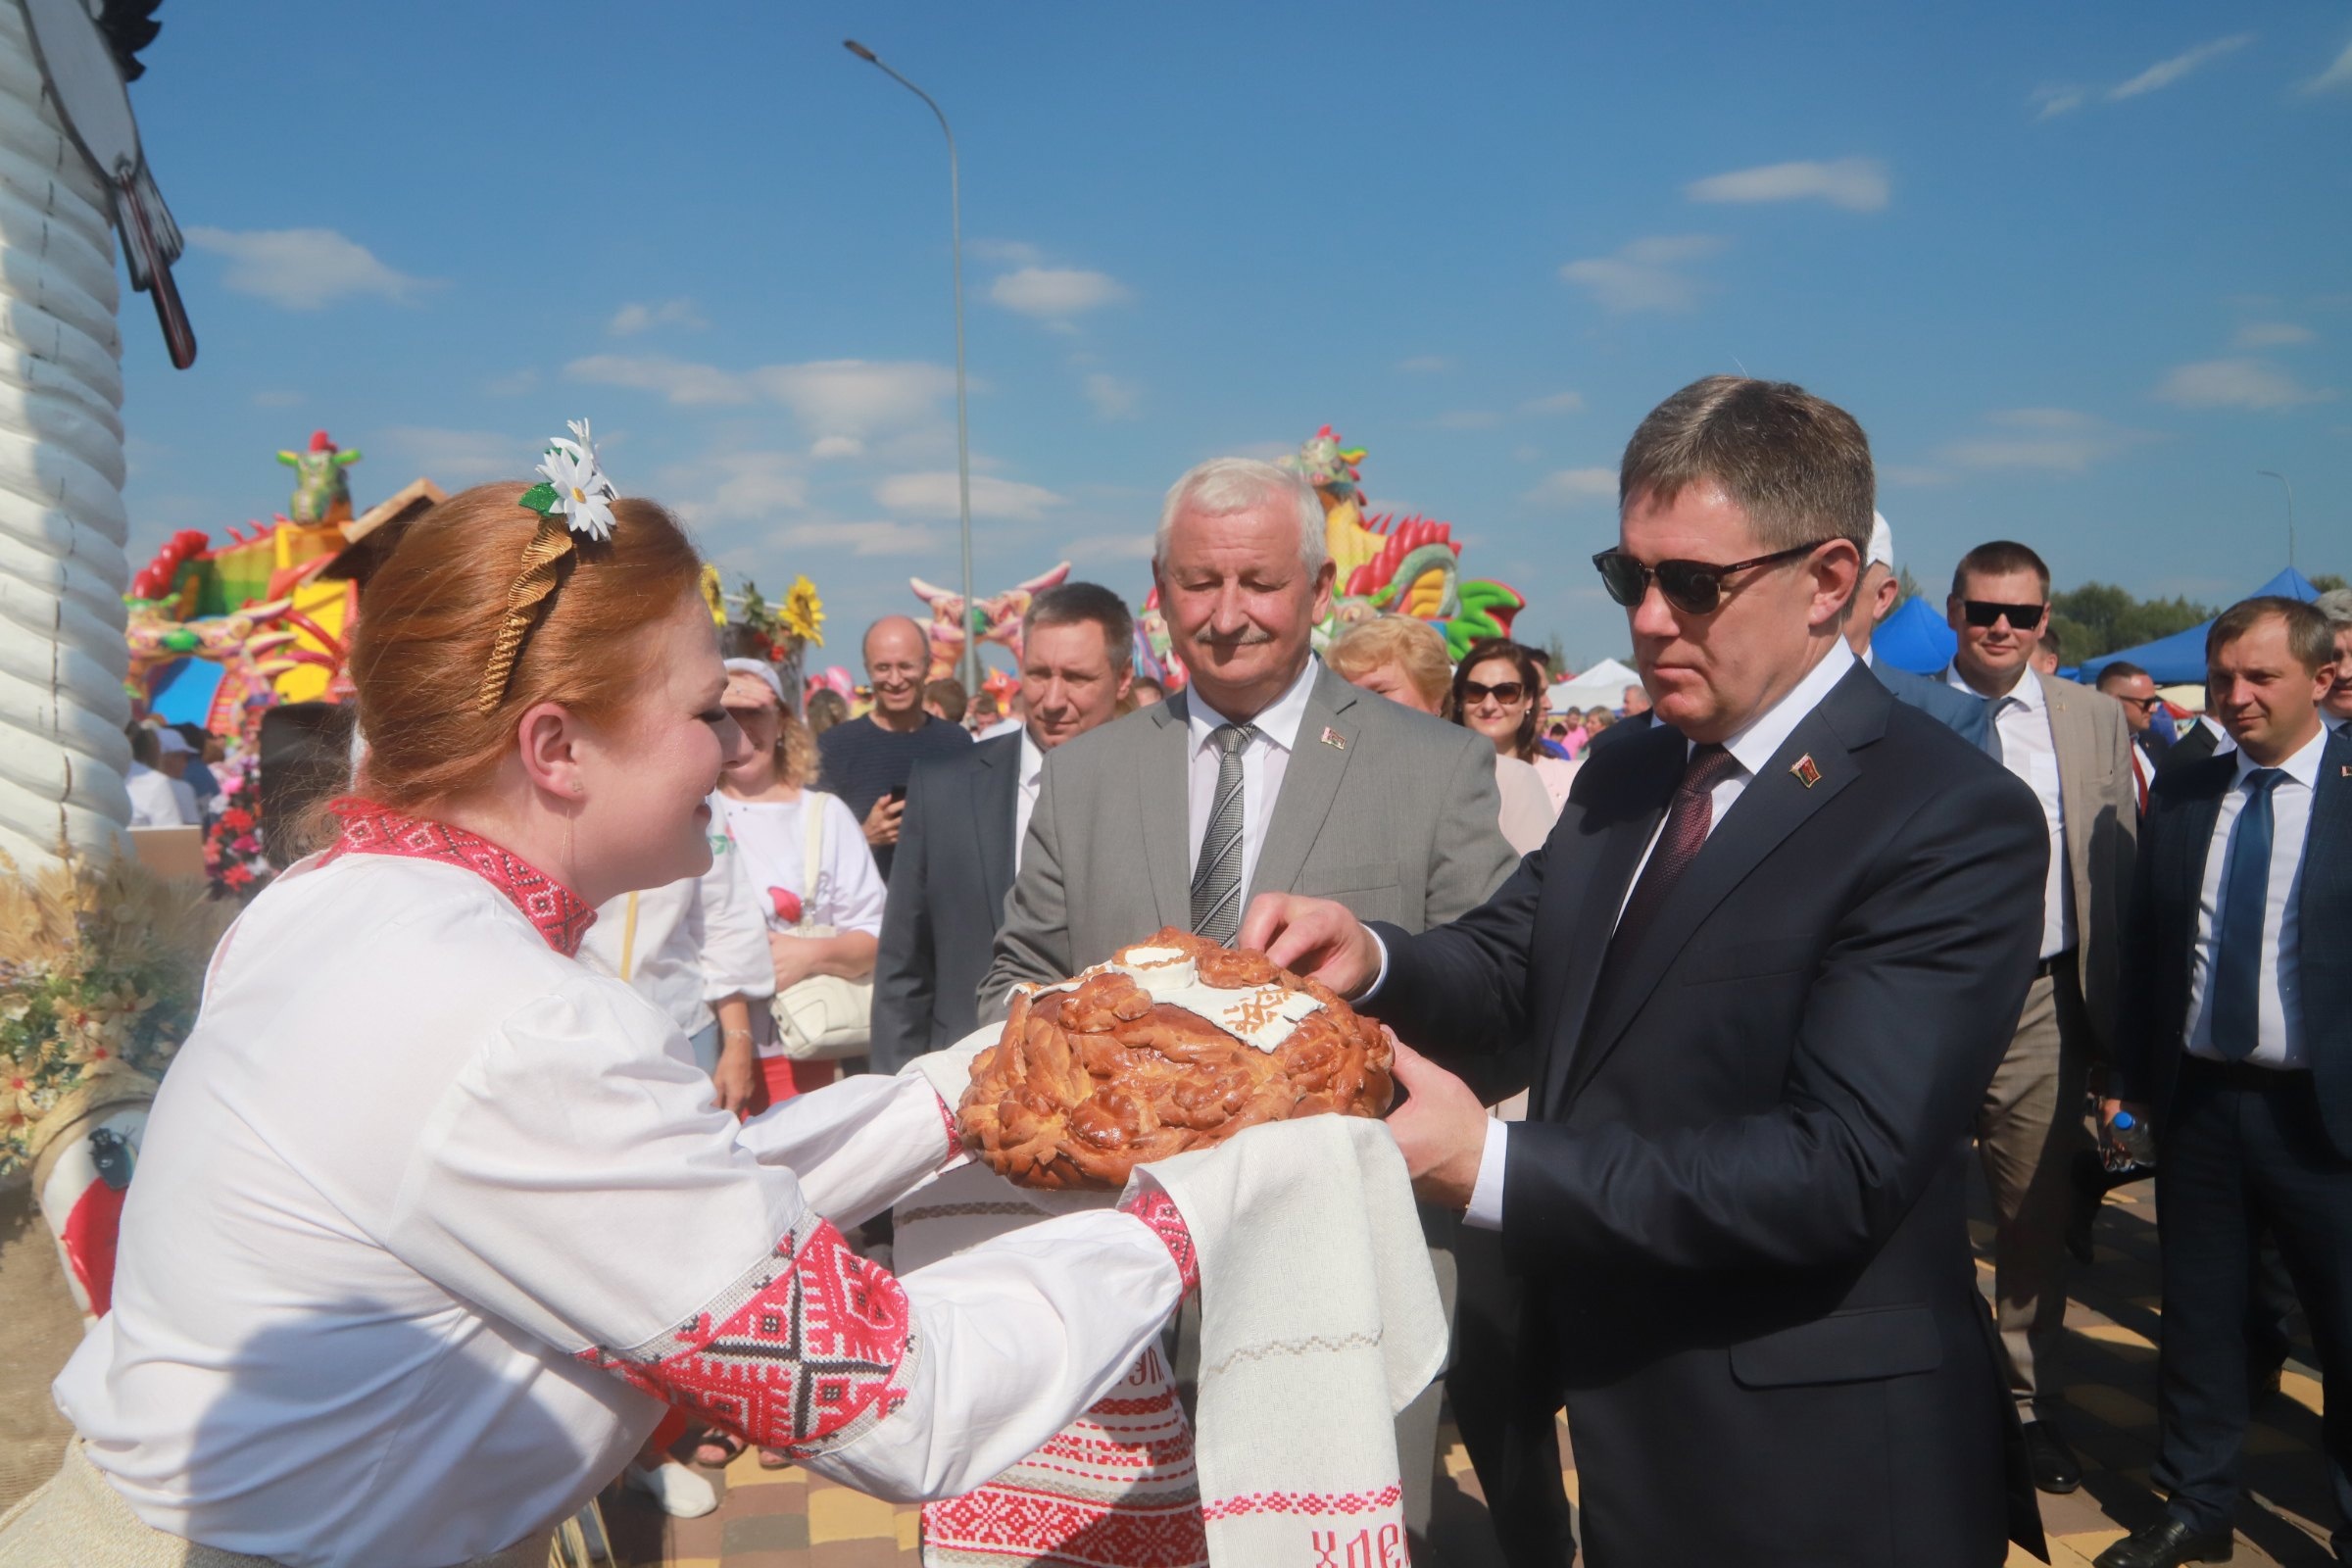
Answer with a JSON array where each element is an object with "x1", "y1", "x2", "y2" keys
[{"x1": 123, "y1": 725, "x2": 193, "y2": 828}]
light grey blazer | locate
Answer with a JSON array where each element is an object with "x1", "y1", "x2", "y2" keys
[{"x1": 981, "y1": 662, "x2": 1519, "y2": 1013}]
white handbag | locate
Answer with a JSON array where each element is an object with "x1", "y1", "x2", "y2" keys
[{"x1": 768, "y1": 791, "x2": 874, "y2": 1060}]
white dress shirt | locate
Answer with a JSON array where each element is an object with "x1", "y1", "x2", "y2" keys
[
  {"x1": 2182, "y1": 725, "x2": 2325, "y2": 1068},
  {"x1": 1946, "y1": 665, "x2": 2074, "y2": 958},
  {"x1": 1183, "y1": 658, "x2": 1322, "y2": 902},
  {"x1": 1014, "y1": 730, "x2": 1046, "y2": 875},
  {"x1": 1461, "y1": 642, "x2": 1860, "y2": 1229}
]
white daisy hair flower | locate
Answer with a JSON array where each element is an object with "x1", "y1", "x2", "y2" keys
[{"x1": 524, "y1": 417, "x2": 619, "y2": 541}]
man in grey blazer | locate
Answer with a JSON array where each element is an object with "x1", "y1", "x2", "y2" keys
[
  {"x1": 1847, "y1": 512, "x2": 1989, "y2": 746},
  {"x1": 870, "y1": 582, "x2": 1135, "y2": 1073},
  {"x1": 981, "y1": 456, "x2": 1518, "y2": 1544},
  {"x1": 1944, "y1": 539, "x2": 2138, "y2": 1497}
]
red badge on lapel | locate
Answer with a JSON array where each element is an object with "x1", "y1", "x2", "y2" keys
[
  {"x1": 1790, "y1": 754, "x2": 1822, "y2": 789},
  {"x1": 1320, "y1": 725, "x2": 1348, "y2": 751}
]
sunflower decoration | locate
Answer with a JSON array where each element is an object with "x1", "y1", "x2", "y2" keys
[{"x1": 779, "y1": 574, "x2": 825, "y2": 649}]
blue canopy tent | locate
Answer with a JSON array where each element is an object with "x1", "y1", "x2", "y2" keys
[
  {"x1": 2076, "y1": 567, "x2": 2321, "y2": 685},
  {"x1": 1873, "y1": 596, "x2": 1957, "y2": 674}
]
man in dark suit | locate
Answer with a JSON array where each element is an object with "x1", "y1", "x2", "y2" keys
[
  {"x1": 2096, "y1": 598, "x2": 2351, "y2": 1568},
  {"x1": 869, "y1": 583, "x2": 1134, "y2": 1073},
  {"x1": 1247, "y1": 375, "x2": 2048, "y2": 1567},
  {"x1": 2096, "y1": 662, "x2": 2168, "y2": 813},
  {"x1": 1850, "y1": 511, "x2": 1991, "y2": 746}
]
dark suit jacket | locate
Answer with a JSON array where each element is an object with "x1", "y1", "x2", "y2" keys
[
  {"x1": 2157, "y1": 718, "x2": 2223, "y2": 776},
  {"x1": 870, "y1": 733, "x2": 1021, "y2": 1073},
  {"x1": 1874, "y1": 657, "x2": 1991, "y2": 747},
  {"x1": 1363, "y1": 663, "x2": 2049, "y2": 1567},
  {"x1": 2114, "y1": 727, "x2": 2352, "y2": 1154}
]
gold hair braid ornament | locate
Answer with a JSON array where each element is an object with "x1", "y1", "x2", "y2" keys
[{"x1": 475, "y1": 420, "x2": 620, "y2": 714}]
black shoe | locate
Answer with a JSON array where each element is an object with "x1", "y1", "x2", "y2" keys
[
  {"x1": 2091, "y1": 1517, "x2": 2233, "y2": 1568},
  {"x1": 2023, "y1": 1420, "x2": 2082, "y2": 1494}
]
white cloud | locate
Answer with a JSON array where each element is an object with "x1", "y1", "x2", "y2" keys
[
  {"x1": 250, "y1": 389, "x2": 302, "y2": 408},
  {"x1": 669, "y1": 451, "x2": 810, "y2": 527},
  {"x1": 1436, "y1": 410, "x2": 1503, "y2": 430},
  {"x1": 566, "y1": 355, "x2": 956, "y2": 435},
  {"x1": 876, "y1": 471, "x2": 1065, "y2": 521},
  {"x1": 1685, "y1": 157, "x2": 1889, "y2": 213},
  {"x1": 1521, "y1": 391, "x2": 1586, "y2": 415},
  {"x1": 608, "y1": 298, "x2": 707, "y2": 336},
  {"x1": 810, "y1": 435, "x2": 865, "y2": 460},
  {"x1": 1559, "y1": 235, "x2": 1723, "y2": 313},
  {"x1": 1940, "y1": 409, "x2": 2156, "y2": 472},
  {"x1": 2154, "y1": 358, "x2": 2336, "y2": 411},
  {"x1": 568, "y1": 353, "x2": 755, "y2": 406},
  {"x1": 2109, "y1": 34, "x2": 2254, "y2": 101},
  {"x1": 988, "y1": 267, "x2": 1129, "y2": 321},
  {"x1": 186, "y1": 226, "x2": 432, "y2": 310},
  {"x1": 375, "y1": 426, "x2": 521, "y2": 482},
  {"x1": 2304, "y1": 38, "x2": 2352, "y2": 94},
  {"x1": 1395, "y1": 355, "x2": 1452, "y2": 374},
  {"x1": 2032, "y1": 85, "x2": 2090, "y2": 120},
  {"x1": 1524, "y1": 467, "x2": 1619, "y2": 507},
  {"x1": 2233, "y1": 321, "x2": 2314, "y2": 348},
  {"x1": 1082, "y1": 372, "x2": 1141, "y2": 420},
  {"x1": 770, "y1": 520, "x2": 948, "y2": 558}
]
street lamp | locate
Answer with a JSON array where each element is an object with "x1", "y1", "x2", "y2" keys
[
  {"x1": 2256, "y1": 469, "x2": 2295, "y2": 571},
  {"x1": 845, "y1": 38, "x2": 979, "y2": 695}
]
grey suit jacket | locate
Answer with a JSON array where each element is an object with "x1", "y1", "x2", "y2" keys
[
  {"x1": 870, "y1": 732, "x2": 1020, "y2": 1072},
  {"x1": 982, "y1": 662, "x2": 1518, "y2": 1011},
  {"x1": 1941, "y1": 665, "x2": 2138, "y2": 1052}
]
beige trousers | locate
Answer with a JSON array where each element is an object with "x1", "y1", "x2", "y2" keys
[
  {"x1": 1974, "y1": 963, "x2": 2092, "y2": 1421},
  {"x1": 0, "y1": 1441, "x2": 547, "y2": 1568}
]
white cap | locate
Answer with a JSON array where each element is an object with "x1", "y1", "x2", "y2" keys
[
  {"x1": 1866, "y1": 511, "x2": 1894, "y2": 571},
  {"x1": 154, "y1": 726, "x2": 194, "y2": 756},
  {"x1": 722, "y1": 658, "x2": 786, "y2": 709}
]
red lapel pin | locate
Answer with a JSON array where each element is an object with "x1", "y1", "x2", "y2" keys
[{"x1": 1790, "y1": 754, "x2": 1822, "y2": 789}]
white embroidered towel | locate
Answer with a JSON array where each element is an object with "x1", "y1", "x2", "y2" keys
[{"x1": 1129, "y1": 1114, "x2": 1446, "y2": 1567}]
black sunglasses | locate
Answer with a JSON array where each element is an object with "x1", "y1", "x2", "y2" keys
[
  {"x1": 1591, "y1": 542, "x2": 1819, "y2": 616},
  {"x1": 1460, "y1": 679, "x2": 1528, "y2": 707},
  {"x1": 1960, "y1": 600, "x2": 2046, "y2": 630}
]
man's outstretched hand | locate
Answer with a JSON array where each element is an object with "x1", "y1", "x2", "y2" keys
[
  {"x1": 1385, "y1": 1039, "x2": 1489, "y2": 1211},
  {"x1": 1237, "y1": 893, "x2": 1383, "y2": 997}
]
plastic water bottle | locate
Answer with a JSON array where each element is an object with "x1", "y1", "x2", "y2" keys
[{"x1": 2107, "y1": 1108, "x2": 2157, "y2": 1170}]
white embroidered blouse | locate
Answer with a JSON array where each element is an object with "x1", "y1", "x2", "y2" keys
[{"x1": 54, "y1": 803, "x2": 1195, "y2": 1568}]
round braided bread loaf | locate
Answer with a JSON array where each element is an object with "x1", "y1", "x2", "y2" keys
[{"x1": 957, "y1": 926, "x2": 1395, "y2": 1191}]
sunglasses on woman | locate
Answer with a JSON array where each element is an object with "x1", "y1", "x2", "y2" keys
[
  {"x1": 1460, "y1": 679, "x2": 1528, "y2": 707},
  {"x1": 1591, "y1": 542, "x2": 1820, "y2": 616}
]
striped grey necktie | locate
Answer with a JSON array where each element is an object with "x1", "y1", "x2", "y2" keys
[{"x1": 1189, "y1": 722, "x2": 1254, "y2": 946}]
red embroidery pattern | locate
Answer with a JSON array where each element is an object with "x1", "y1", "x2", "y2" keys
[
  {"x1": 1199, "y1": 1484, "x2": 1405, "y2": 1522},
  {"x1": 936, "y1": 1092, "x2": 962, "y2": 1169},
  {"x1": 1118, "y1": 1185, "x2": 1198, "y2": 1295},
  {"x1": 322, "y1": 799, "x2": 595, "y2": 956},
  {"x1": 576, "y1": 1213, "x2": 915, "y2": 1458}
]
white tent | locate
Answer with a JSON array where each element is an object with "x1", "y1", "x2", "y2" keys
[{"x1": 1547, "y1": 657, "x2": 1644, "y2": 712}]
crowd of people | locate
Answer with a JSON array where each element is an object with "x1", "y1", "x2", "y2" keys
[{"x1": 27, "y1": 375, "x2": 2352, "y2": 1568}]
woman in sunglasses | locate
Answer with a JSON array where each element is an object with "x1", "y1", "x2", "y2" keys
[{"x1": 1448, "y1": 638, "x2": 1577, "y2": 830}]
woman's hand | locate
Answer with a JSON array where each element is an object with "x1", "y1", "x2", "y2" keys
[
  {"x1": 712, "y1": 1029, "x2": 759, "y2": 1115},
  {"x1": 770, "y1": 932, "x2": 820, "y2": 993}
]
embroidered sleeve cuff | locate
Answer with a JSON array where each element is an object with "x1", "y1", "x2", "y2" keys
[
  {"x1": 1463, "y1": 1120, "x2": 1507, "y2": 1231},
  {"x1": 1116, "y1": 1184, "x2": 1200, "y2": 1296},
  {"x1": 577, "y1": 1213, "x2": 916, "y2": 1458}
]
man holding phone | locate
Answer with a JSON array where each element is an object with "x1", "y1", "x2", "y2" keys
[
  {"x1": 1943, "y1": 542, "x2": 2138, "y2": 1495},
  {"x1": 815, "y1": 615, "x2": 970, "y2": 881}
]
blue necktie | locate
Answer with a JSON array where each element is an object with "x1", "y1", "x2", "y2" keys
[{"x1": 2211, "y1": 768, "x2": 2285, "y2": 1060}]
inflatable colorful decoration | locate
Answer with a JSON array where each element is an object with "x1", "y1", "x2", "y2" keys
[
  {"x1": 1280, "y1": 426, "x2": 1525, "y2": 661},
  {"x1": 910, "y1": 564, "x2": 1073, "y2": 681},
  {"x1": 277, "y1": 430, "x2": 362, "y2": 526}
]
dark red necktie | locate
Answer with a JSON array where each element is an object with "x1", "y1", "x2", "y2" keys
[{"x1": 1610, "y1": 743, "x2": 1742, "y2": 960}]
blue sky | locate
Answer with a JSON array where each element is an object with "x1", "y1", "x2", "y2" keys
[{"x1": 116, "y1": 1, "x2": 2349, "y2": 674}]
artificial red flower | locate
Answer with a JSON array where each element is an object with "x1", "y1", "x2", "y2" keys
[{"x1": 768, "y1": 886, "x2": 803, "y2": 924}]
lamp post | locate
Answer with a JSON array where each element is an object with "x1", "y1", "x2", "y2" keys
[
  {"x1": 845, "y1": 39, "x2": 979, "y2": 695},
  {"x1": 2256, "y1": 470, "x2": 2295, "y2": 571}
]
